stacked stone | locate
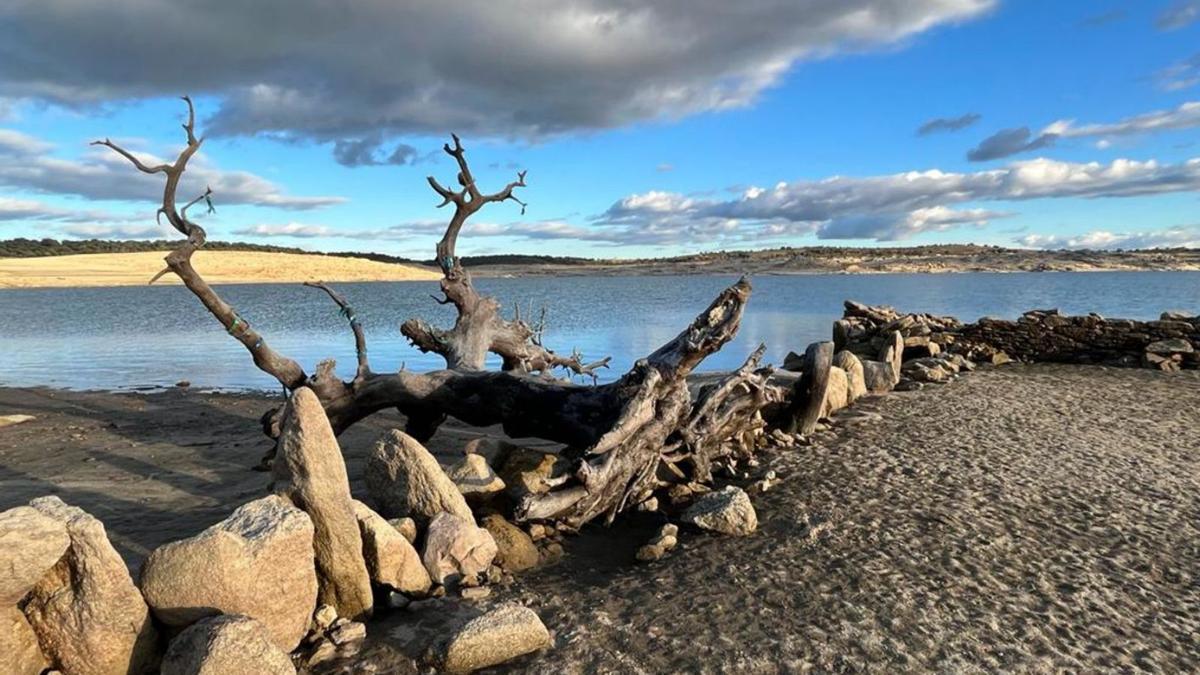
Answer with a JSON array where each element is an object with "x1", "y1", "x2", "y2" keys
[
  {"x1": 958, "y1": 309, "x2": 1199, "y2": 371},
  {"x1": 835, "y1": 300, "x2": 963, "y2": 362}
]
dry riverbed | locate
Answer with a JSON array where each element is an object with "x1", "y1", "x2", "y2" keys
[{"x1": 1, "y1": 364, "x2": 1197, "y2": 672}]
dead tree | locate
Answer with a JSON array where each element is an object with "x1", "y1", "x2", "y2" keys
[{"x1": 97, "y1": 98, "x2": 777, "y2": 529}]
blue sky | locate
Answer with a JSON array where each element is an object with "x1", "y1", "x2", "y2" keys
[{"x1": 1, "y1": 0, "x2": 1199, "y2": 258}]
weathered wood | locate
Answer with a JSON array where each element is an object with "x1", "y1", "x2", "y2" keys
[
  {"x1": 783, "y1": 341, "x2": 833, "y2": 436},
  {"x1": 99, "y1": 102, "x2": 773, "y2": 530}
]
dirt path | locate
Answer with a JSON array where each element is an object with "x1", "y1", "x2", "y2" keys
[{"x1": 1, "y1": 364, "x2": 1198, "y2": 672}]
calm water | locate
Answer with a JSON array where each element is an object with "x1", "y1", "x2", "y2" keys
[{"x1": 1, "y1": 273, "x2": 1198, "y2": 391}]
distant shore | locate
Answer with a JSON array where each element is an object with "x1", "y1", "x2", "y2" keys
[
  {"x1": 1, "y1": 245, "x2": 1198, "y2": 289},
  {"x1": 0, "y1": 250, "x2": 440, "y2": 289}
]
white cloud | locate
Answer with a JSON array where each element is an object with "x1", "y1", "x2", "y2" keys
[
  {"x1": 0, "y1": 0, "x2": 993, "y2": 161},
  {"x1": 59, "y1": 223, "x2": 174, "y2": 239},
  {"x1": 592, "y1": 156, "x2": 1200, "y2": 244},
  {"x1": 234, "y1": 222, "x2": 334, "y2": 238},
  {"x1": 1158, "y1": 1, "x2": 1200, "y2": 30},
  {"x1": 0, "y1": 127, "x2": 345, "y2": 210},
  {"x1": 967, "y1": 101, "x2": 1200, "y2": 161},
  {"x1": 1018, "y1": 227, "x2": 1200, "y2": 250}
]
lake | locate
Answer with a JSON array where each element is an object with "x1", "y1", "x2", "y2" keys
[{"x1": 2, "y1": 272, "x2": 1198, "y2": 391}]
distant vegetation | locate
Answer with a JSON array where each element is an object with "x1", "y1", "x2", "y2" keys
[{"x1": 0, "y1": 238, "x2": 598, "y2": 267}]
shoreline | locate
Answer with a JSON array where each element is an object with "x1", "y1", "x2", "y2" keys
[
  {"x1": 2, "y1": 365, "x2": 1199, "y2": 671},
  {"x1": 2, "y1": 248, "x2": 1199, "y2": 289}
]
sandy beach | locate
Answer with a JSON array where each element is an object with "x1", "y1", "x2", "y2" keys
[
  {"x1": 2, "y1": 363, "x2": 1197, "y2": 672},
  {"x1": 0, "y1": 251, "x2": 439, "y2": 288}
]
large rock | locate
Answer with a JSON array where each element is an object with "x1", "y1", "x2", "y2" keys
[
  {"x1": 161, "y1": 615, "x2": 295, "y2": 675},
  {"x1": 791, "y1": 341, "x2": 833, "y2": 435},
  {"x1": 833, "y1": 350, "x2": 867, "y2": 403},
  {"x1": 366, "y1": 429, "x2": 474, "y2": 525},
  {"x1": 861, "y1": 359, "x2": 896, "y2": 394},
  {"x1": 0, "y1": 505, "x2": 70, "y2": 604},
  {"x1": 1146, "y1": 338, "x2": 1194, "y2": 354},
  {"x1": 138, "y1": 495, "x2": 319, "y2": 652},
  {"x1": 681, "y1": 486, "x2": 757, "y2": 536},
  {"x1": 878, "y1": 330, "x2": 904, "y2": 384},
  {"x1": 447, "y1": 453, "x2": 506, "y2": 503},
  {"x1": 433, "y1": 603, "x2": 551, "y2": 674},
  {"x1": 822, "y1": 366, "x2": 850, "y2": 416},
  {"x1": 352, "y1": 500, "x2": 431, "y2": 594},
  {"x1": 1, "y1": 606, "x2": 47, "y2": 675},
  {"x1": 480, "y1": 514, "x2": 539, "y2": 573},
  {"x1": 22, "y1": 496, "x2": 159, "y2": 675},
  {"x1": 272, "y1": 387, "x2": 373, "y2": 621},
  {"x1": 422, "y1": 512, "x2": 498, "y2": 586}
]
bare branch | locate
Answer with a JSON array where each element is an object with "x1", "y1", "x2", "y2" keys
[
  {"x1": 305, "y1": 281, "x2": 371, "y2": 381},
  {"x1": 90, "y1": 139, "x2": 170, "y2": 174}
]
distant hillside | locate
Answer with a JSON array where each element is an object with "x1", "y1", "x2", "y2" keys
[{"x1": 0, "y1": 238, "x2": 591, "y2": 268}]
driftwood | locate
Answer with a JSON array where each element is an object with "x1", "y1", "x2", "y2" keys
[
  {"x1": 96, "y1": 99, "x2": 775, "y2": 529},
  {"x1": 782, "y1": 341, "x2": 832, "y2": 436}
]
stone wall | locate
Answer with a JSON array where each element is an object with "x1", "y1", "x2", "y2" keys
[{"x1": 838, "y1": 301, "x2": 1200, "y2": 372}]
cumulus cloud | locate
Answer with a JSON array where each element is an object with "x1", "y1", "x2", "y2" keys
[
  {"x1": 0, "y1": 0, "x2": 994, "y2": 160},
  {"x1": 0, "y1": 195, "x2": 145, "y2": 226},
  {"x1": 966, "y1": 127, "x2": 1057, "y2": 161},
  {"x1": 1157, "y1": 1, "x2": 1200, "y2": 30},
  {"x1": 59, "y1": 223, "x2": 174, "y2": 239},
  {"x1": 1018, "y1": 226, "x2": 1200, "y2": 250},
  {"x1": 916, "y1": 113, "x2": 981, "y2": 136},
  {"x1": 592, "y1": 156, "x2": 1200, "y2": 244},
  {"x1": 0, "y1": 127, "x2": 344, "y2": 209},
  {"x1": 233, "y1": 222, "x2": 334, "y2": 238}
]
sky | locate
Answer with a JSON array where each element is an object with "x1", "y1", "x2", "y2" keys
[{"x1": 1, "y1": 0, "x2": 1199, "y2": 259}]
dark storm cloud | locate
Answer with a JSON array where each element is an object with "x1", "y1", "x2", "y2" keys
[{"x1": 0, "y1": 0, "x2": 994, "y2": 162}]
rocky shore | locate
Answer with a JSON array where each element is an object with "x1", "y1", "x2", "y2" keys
[{"x1": 1, "y1": 300, "x2": 1198, "y2": 673}]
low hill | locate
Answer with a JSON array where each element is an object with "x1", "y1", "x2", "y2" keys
[{"x1": 0, "y1": 250, "x2": 440, "y2": 289}]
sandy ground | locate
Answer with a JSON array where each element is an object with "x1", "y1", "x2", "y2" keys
[
  {"x1": 1, "y1": 364, "x2": 1198, "y2": 672},
  {"x1": 0, "y1": 250, "x2": 439, "y2": 288}
]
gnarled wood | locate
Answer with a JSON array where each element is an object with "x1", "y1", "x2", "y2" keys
[{"x1": 100, "y1": 101, "x2": 774, "y2": 529}]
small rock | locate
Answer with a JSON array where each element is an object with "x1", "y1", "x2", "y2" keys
[
  {"x1": 386, "y1": 591, "x2": 411, "y2": 609},
  {"x1": 446, "y1": 454, "x2": 506, "y2": 503},
  {"x1": 832, "y1": 351, "x2": 867, "y2": 402},
  {"x1": 388, "y1": 517, "x2": 418, "y2": 544},
  {"x1": 498, "y1": 448, "x2": 570, "y2": 501},
  {"x1": 422, "y1": 513, "x2": 498, "y2": 586},
  {"x1": 660, "y1": 523, "x2": 679, "y2": 538},
  {"x1": 635, "y1": 496, "x2": 660, "y2": 512},
  {"x1": 461, "y1": 586, "x2": 492, "y2": 600},
  {"x1": 539, "y1": 541, "x2": 565, "y2": 564},
  {"x1": 0, "y1": 414, "x2": 36, "y2": 428},
  {"x1": 861, "y1": 360, "x2": 896, "y2": 393},
  {"x1": 353, "y1": 500, "x2": 431, "y2": 594},
  {"x1": 329, "y1": 621, "x2": 366, "y2": 646},
  {"x1": 1147, "y1": 338, "x2": 1195, "y2": 354},
  {"x1": 681, "y1": 486, "x2": 757, "y2": 536},
  {"x1": 306, "y1": 639, "x2": 338, "y2": 666},
  {"x1": 313, "y1": 605, "x2": 337, "y2": 631},
  {"x1": 635, "y1": 544, "x2": 666, "y2": 562},
  {"x1": 481, "y1": 514, "x2": 539, "y2": 573},
  {"x1": 161, "y1": 614, "x2": 294, "y2": 675},
  {"x1": 432, "y1": 603, "x2": 551, "y2": 674},
  {"x1": 175, "y1": 380, "x2": 191, "y2": 388},
  {"x1": 527, "y1": 523, "x2": 549, "y2": 541}
]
